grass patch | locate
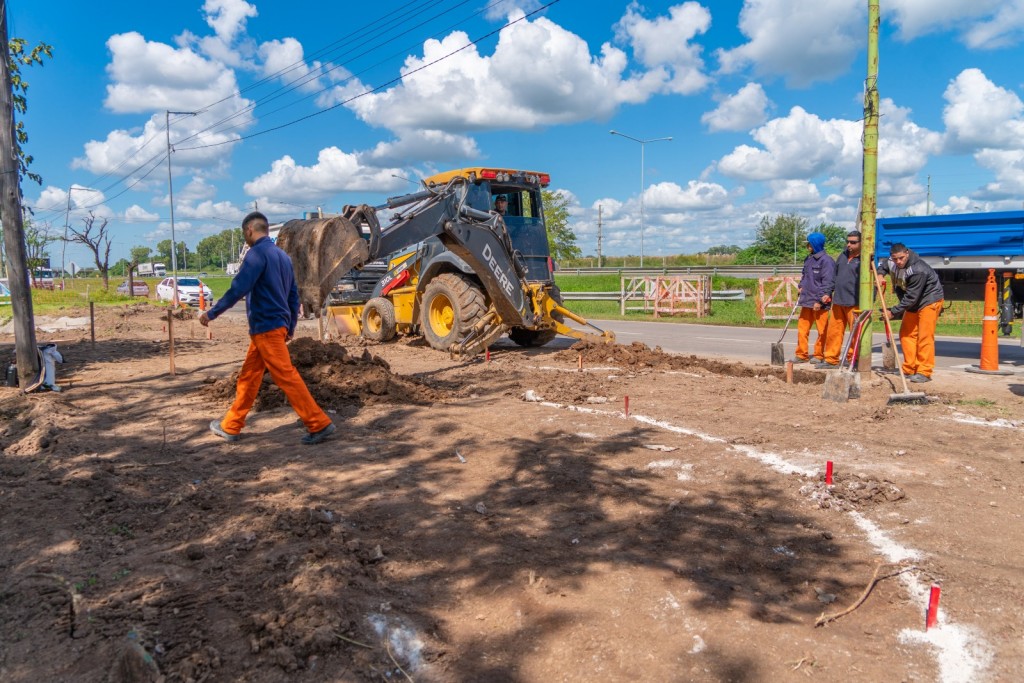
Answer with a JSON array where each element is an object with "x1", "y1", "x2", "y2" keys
[{"x1": 956, "y1": 398, "x2": 997, "y2": 408}]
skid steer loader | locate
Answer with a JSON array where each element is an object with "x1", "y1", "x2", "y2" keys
[{"x1": 276, "y1": 167, "x2": 614, "y2": 356}]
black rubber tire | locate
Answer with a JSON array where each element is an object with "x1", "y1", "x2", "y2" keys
[
  {"x1": 509, "y1": 284, "x2": 563, "y2": 347},
  {"x1": 420, "y1": 273, "x2": 487, "y2": 351},
  {"x1": 361, "y1": 297, "x2": 397, "y2": 342}
]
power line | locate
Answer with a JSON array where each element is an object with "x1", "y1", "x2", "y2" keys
[{"x1": 179, "y1": 0, "x2": 562, "y2": 152}]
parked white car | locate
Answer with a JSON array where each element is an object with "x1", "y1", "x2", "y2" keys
[{"x1": 156, "y1": 277, "x2": 214, "y2": 307}]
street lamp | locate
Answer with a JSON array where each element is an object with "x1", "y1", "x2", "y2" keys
[
  {"x1": 62, "y1": 185, "x2": 99, "y2": 290},
  {"x1": 610, "y1": 130, "x2": 672, "y2": 269},
  {"x1": 166, "y1": 110, "x2": 197, "y2": 304}
]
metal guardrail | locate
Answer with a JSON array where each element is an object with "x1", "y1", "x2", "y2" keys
[
  {"x1": 562, "y1": 289, "x2": 746, "y2": 302},
  {"x1": 558, "y1": 265, "x2": 801, "y2": 278}
]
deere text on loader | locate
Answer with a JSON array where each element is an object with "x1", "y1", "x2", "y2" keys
[{"x1": 276, "y1": 167, "x2": 614, "y2": 355}]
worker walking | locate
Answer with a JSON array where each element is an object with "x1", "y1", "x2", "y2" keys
[
  {"x1": 200, "y1": 211, "x2": 335, "y2": 444},
  {"x1": 816, "y1": 231, "x2": 862, "y2": 369},
  {"x1": 793, "y1": 232, "x2": 835, "y2": 364},
  {"x1": 876, "y1": 243, "x2": 945, "y2": 383}
]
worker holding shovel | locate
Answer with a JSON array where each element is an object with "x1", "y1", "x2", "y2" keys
[
  {"x1": 876, "y1": 243, "x2": 945, "y2": 383},
  {"x1": 816, "y1": 231, "x2": 862, "y2": 369},
  {"x1": 793, "y1": 232, "x2": 835, "y2": 364}
]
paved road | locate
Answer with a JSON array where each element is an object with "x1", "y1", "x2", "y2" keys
[{"x1": 544, "y1": 318, "x2": 1024, "y2": 373}]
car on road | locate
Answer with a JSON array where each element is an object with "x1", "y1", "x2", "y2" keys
[
  {"x1": 116, "y1": 279, "x2": 150, "y2": 297},
  {"x1": 156, "y1": 277, "x2": 214, "y2": 307}
]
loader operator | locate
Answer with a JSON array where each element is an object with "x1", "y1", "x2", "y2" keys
[
  {"x1": 877, "y1": 242, "x2": 945, "y2": 383},
  {"x1": 492, "y1": 195, "x2": 508, "y2": 215},
  {"x1": 816, "y1": 231, "x2": 862, "y2": 369},
  {"x1": 200, "y1": 211, "x2": 336, "y2": 444}
]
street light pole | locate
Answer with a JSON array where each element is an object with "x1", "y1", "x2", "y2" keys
[
  {"x1": 166, "y1": 110, "x2": 197, "y2": 304},
  {"x1": 610, "y1": 130, "x2": 672, "y2": 269}
]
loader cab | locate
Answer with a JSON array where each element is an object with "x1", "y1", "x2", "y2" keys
[{"x1": 426, "y1": 167, "x2": 554, "y2": 284}]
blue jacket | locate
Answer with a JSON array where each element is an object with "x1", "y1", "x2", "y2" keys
[
  {"x1": 206, "y1": 236, "x2": 300, "y2": 336},
  {"x1": 828, "y1": 250, "x2": 860, "y2": 307},
  {"x1": 798, "y1": 251, "x2": 836, "y2": 308}
]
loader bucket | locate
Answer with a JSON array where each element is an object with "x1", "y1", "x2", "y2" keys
[
  {"x1": 327, "y1": 305, "x2": 364, "y2": 337},
  {"x1": 277, "y1": 216, "x2": 370, "y2": 317}
]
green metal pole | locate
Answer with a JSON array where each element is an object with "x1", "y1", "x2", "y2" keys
[{"x1": 858, "y1": 0, "x2": 880, "y2": 372}]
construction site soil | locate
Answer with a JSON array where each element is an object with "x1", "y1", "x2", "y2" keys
[{"x1": 1, "y1": 304, "x2": 1023, "y2": 683}]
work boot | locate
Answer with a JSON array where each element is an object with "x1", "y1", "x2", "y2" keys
[
  {"x1": 302, "y1": 422, "x2": 336, "y2": 445},
  {"x1": 814, "y1": 361, "x2": 839, "y2": 370},
  {"x1": 908, "y1": 374, "x2": 931, "y2": 383},
  {"x1": 210, "y1": 420, "x2": 239, "y2": 442},
  {"x1": 790, "y1": 357, "x2": 810, "y2": 364}
]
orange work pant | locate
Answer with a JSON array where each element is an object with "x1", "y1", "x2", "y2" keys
[
  {"x1": 795, "y1": 307, "x2": 829, "y2": 361},
  {"x1": 823, "y1": 305, "x2": 858, "y2": 365},
  {"x1": 221, "y1": 327, "x2": 331, "y2": 435},
  {"x1": 899, "y1": 300, "x2": 943, "y2": 378}
]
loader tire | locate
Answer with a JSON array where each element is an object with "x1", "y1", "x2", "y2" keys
[
  {"x1": 509, "y1": 285, "x2": 563, "y2": 348},
  {"x1": 362, "y1": 297, "x2": 397, "y2": 342},
  {"x1": 421, "y1": 273, "x2": 486, "y2": 351}
]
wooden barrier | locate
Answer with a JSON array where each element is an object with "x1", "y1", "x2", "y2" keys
[
  {"x1": 756, "y1": 276, "x2": 799, "y2": 321},
  {"x1": 620, "y1": 275, "x2": 711, "y2": 317}
]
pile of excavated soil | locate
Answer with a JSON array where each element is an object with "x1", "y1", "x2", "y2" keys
[
  {"x1": 201, "y1": 337, "x2": 447, "y2": 411},
  {"x1": 560, "y1": 339, "x2": 824, "y2": 383}
]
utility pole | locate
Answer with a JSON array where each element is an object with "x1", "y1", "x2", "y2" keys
[
  {"x1": 596, "y1": 204, "x2": 603, "y2": 268},
  {"x1": 857, "y1": 0, "x2": 880, "y2": 372},
  {"x1": 166, "y1": 110, "x2": 196, "y2": 303},
  {"x1": 0, "y1": 4, "x2": 40, "y2": 386},
  {"x1": 925, "y1": 174, "x2": 931, "y2": 215}
]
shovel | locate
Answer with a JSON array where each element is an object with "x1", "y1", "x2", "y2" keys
[
  {"x1": 770, "y1": 304, "x2": 799, "y2": 366},
  {"x1": 822, "y1": 309, "x2": 872, "y2": 402},
  {"x1": 879, "y1": 282, "x2": 897, "y2": 370},
  {"x1": 871, "y1": 262, "x2": 928, "y2": 405}
]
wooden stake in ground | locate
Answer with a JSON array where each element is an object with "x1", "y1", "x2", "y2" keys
[
  {"x1": 89, "y1": 302, "x2": 95, "y2": 346},
  {"x1": 167, "y1": 310, "x2": 176, "y2": 376}
]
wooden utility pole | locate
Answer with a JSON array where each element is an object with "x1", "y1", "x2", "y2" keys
[
  {"x1": 0, "y1": 2, "x2": 40, "y2": 387},
  {"x1": 857, "y1": 0, "x2": 880, "y2": 373}
]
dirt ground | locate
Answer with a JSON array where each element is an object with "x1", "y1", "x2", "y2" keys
[{"x1": 1, "y1": 304, "x2": 1022, "y2": 683}]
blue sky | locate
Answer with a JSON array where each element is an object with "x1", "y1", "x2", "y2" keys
[{"x1": 11, "y1": 0, "x2": 1024, "y2": 267}]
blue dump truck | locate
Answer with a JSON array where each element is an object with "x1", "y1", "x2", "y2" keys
[{"x1": 876, "y1": 211, "x2": 1024, "y2": 335}]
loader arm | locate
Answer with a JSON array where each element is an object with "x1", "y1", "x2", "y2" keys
[{"x1": 278, "y1": 178, "x2": 536, "y2": 335}]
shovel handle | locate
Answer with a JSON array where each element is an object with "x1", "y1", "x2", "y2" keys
[
  {"x1": 870, "y1": 261, "x2": 912, "y2": 394},
  {"x1": 776, "y1": 304, "x2": 799, "y2": 343}
]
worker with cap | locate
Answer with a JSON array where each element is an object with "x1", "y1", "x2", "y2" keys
[
  {"x1": 793, "y1": 232, "x2": 835, "y2": 364},
  {"x1": 876, "y1": 242, "x2": 945, "y2": 383},
  {"x1": 817, "y1": 230, "x2": 862, "y2": 369},
  {"x1": 492, "y1": 195, "x2": 508, "y2": 215}
]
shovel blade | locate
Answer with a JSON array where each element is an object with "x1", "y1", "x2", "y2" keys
[
  {"x1": 822, "y1": 369, "x2": 860, "y2": 402},
  {"x1": 770, "y1": 343, "x2": 785, "y2": 366}
]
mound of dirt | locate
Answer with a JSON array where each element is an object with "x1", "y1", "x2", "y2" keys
[
  {"x1": 201, "y1": 337, "x2": 446, "y2": 411},
  {"x1": 801, "y1": 476, "x2": 907, "y2": 510},
  {"x1": 560, "y1": 340, "x2": 823, "y2": 384}
]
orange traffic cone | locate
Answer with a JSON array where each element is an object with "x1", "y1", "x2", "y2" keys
[
  {"x1": 199, "y1": 285, "x2": 206, "y2": 311},
  {"x1": 967, "y1": 269, "x2": 1011, "y2": 375}
]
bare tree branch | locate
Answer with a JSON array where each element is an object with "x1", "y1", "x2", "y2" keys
[{"x1": 66, "y1": 211, "x2": 113, "y2": 289}]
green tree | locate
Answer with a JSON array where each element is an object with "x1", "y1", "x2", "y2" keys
[
  {"x1": 735, "y1": 213, "x2": 810, "y2": 265},
  {"x1": 130, "y1": 246, "x2": 152, "y2": 264},
  {"x1": 542, "y1": 189, "x2": 581, "y2": 262},
  {"x1": 196, "y1": 229, "x2": 240, "y2": 271},
  {"x1": 815, "y1": 222, "x2": 848, "y2": 254},
  {"x1": 156, "y1": 240, "x2": 173, "y2": 263},
  {"x1": 707, "y1": 244, "x2": 741, "y2": 255},
  {"x1": 25, "y1": 219, "x2": 56, "y2": 271},
  {"x1": 9, "y1": 38, "x2": 53, "y2": 186}
]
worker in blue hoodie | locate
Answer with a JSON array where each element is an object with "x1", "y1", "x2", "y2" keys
[{"x1": 793, "y1": 232, "x2": 836, "y2": 363}]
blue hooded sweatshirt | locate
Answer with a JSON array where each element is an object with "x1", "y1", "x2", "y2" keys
[{"x1": 798, "y1": 232, "x2": 835, "y2": 308}]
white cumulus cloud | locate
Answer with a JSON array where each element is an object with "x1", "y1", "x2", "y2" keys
[
  {"x1": 243, "y1": 147, "x2": 407, "y2": 203},
  {"x1": 644, "y1": 180, "x2": 730, "y2": 211},
  {"x1": 942, "y1": 68, "x2": 1024, "y2": 152},
  {"x1": 716, "y1": 0, "x2": 864, "y2": 87},
  {"x1": 701, "y1": 83, "x2": 770, "y2": 132}
]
